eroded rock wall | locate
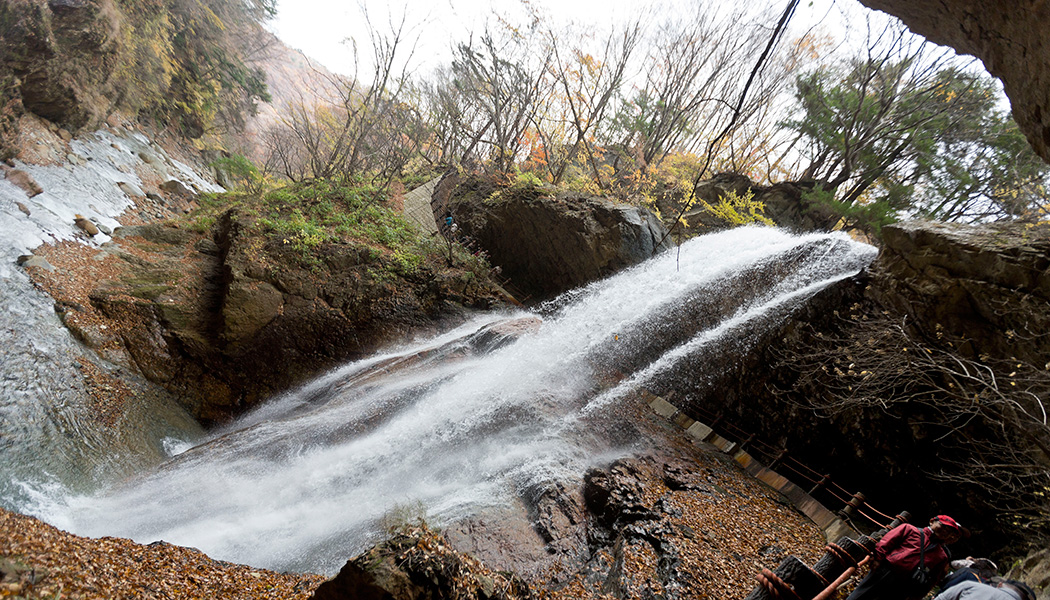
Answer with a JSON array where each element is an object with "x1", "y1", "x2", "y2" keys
[
  {"x1": 0, "y1": 0, "x2": 121, "y2": 130},
  {"x1": 871, "y1": 221, "x2": 1050, "y2": 365},
  {"x1": 30, "y1": 213, "x2": 508, "y2": 423},
  {"x1": 654, "y1": 220, "x2": 1050, "y2": 561}
]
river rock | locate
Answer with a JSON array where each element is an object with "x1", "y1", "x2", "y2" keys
[
  {"x1": 17, "y1": 255, "x2": 55, "y2": 271},
  {"x1": 310, "y1": 525, "x2": 531, "y2": 600},
  {"x1": 2, "y1": 167, "x2": 43, "y2": 197},
  {"x1": 117, "y1": 181, "x2": 145, "y2": 198},
  {"x1": 138, "y1": 151, "x2": 164, "y2": 167},
  {"x1": 160, "y1": 179, "x2": 196, "y2": 198},
  {"x1": 74, "y1": 214, "x2": 99, "y2": 236},
  {"x1": 465, "y1": 317, "x2": 542, "y2": 353}
]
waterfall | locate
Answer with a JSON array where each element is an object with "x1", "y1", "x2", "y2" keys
[{"x1": 13, "y1": 226, "x2": 876, "y2": 575}]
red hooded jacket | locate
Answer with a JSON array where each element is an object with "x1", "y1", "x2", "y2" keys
[{"x1": 875, "y1": 523, "x2": 951, "y2": 578}]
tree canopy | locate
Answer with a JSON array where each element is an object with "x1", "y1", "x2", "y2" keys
[{"x1": 785, "y1": 23, "x2": 1049, "y2": 232}]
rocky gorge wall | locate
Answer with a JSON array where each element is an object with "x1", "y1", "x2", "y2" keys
[{"x1": 871, "y1": 220, "x2": 1050, "y2": 365}]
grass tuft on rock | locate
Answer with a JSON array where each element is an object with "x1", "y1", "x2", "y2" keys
[{"x1": 188, "y1": 177, "x2": 488, "y2": 278}]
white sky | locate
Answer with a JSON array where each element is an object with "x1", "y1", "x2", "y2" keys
[{"x1": 269, "y1": 0, "x2": 869, "y2": 78}]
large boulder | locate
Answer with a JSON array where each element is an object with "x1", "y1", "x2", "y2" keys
[
  {"x1": 858, "y1": 0, "x2": 1050, "y2": 163},
  {"x1": 448, "y1": 176, "x2": 673, "y2": 300},
  {"x1": 310, "y1": 525, "x2": 531, "y2": 600}
]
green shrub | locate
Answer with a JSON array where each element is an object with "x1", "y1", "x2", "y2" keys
[
  {"x1": 211, "y1": 154, "x2": 262, "y2": 193},
  {"x1": 183, "y1": 177, "x2": 480, "y2": 278},
  {"x1": 704, "y1": 188, "x2": 774, "y2": 227}
]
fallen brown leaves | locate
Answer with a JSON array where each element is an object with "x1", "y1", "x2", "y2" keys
[
  {"x1": 0, "y1": 508, "x2": 325, "y2": 599},
  {"x1": 537, "y1": 406, "x2": 827, "y2": 600}
]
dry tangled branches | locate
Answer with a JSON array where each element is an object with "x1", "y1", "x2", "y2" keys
[{"x1": 772, "y1": 302, "x2": 1050, "y2": 538}]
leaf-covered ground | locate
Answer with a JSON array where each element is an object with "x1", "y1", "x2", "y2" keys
[{"x1": 0, "y1": 508, "x2": 325, "y2": 599}]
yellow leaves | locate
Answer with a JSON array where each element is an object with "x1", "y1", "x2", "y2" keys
[
  {"x1": 199, "y1": 4, "x2": 228, "y2": 32},
  {"x1": 702, "y1": 189, "x2": 775, "y2": 227}
]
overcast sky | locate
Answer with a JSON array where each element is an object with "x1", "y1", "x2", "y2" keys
[{"x1": 268, "y1": 0, "x2": 868, "y2": 78}]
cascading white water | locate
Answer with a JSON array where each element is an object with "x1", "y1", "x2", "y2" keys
[{"x1": 23, "y1": 227, "x2": 876, "y2": 575}]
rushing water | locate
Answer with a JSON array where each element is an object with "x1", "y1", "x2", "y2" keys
[
  {"x1": 12, "y1": 226, "x2": 876, "y2": 575},
  {"x1": 0, "y1": 127, "x2": 219, "y2": 508}
]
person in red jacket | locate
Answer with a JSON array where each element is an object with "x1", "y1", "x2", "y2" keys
[{"x1": 846, "y1": 515, "x2": 964, "y2": 600}]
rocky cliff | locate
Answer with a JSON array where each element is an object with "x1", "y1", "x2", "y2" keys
[
  {"x1": 871, "y1": 220, "x2": 1050, "y2": 365},
  {"x1": 654, "y1": 220, "x2": 1050, "y2": 564},
  {"x1": 0, "y1": 0, "x2": 121, "y2": 134},
  {"x1": 24, "y1": 180, "x2": 509, "y2": 423}
]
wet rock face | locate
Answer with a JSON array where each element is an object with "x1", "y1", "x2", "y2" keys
[
  {"x1": 448, "y1": 177, "x2": 673, "y2": 300},
  {"x1": 858, "y1": 0, "x2": 1050, "y2": 163},
  {"x1": 33, "y1": 212, "x2": 508, "y2": 423},
  {"x1": 871, "y1": 220, "x2": 1050, "y2": 364},
  {"x1": 566, "y1": 453, "x2": 825, "y2": 600}
]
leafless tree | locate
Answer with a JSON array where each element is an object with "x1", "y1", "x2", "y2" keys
[
  {"x1": 608, "y1": 3, "x2": 769, "y2": 171},
  {"x1": 442, "y1": 29, "x2": 553, "y2": 174},
  {"x1": 260, "y1": 13, "x2": 427, "y2": 187},
  {"x1": 528, "y1": 19, "x2": 643, "y2": 186}
]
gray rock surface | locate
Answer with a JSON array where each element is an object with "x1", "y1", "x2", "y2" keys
[
  {"x1": 871, "y1": 220, "x2": 1050, "y2": 365},
  {"x1": 449, "y1": 177, "x2": 673, "y2": 300}
]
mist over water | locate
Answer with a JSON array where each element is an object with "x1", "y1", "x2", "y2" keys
[{"x1": 17, "y1": 227, "x2": 876, "y2": 575}]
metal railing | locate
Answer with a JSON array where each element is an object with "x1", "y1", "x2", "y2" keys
[{"x1": 681, "y1": 402, "x2": 897, "y2": 533}]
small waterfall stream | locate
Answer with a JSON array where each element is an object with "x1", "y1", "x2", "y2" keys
[
  {"x1": 15, "y1": 226, "x2": 876, "y2": 575},
  {"x1": 0, "y1": 127, "x2": 219, "y2": 507}
]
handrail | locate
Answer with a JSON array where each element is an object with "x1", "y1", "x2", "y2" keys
[{"x1": 667, "y1": 400, "x2": 896, "y2": 532}]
